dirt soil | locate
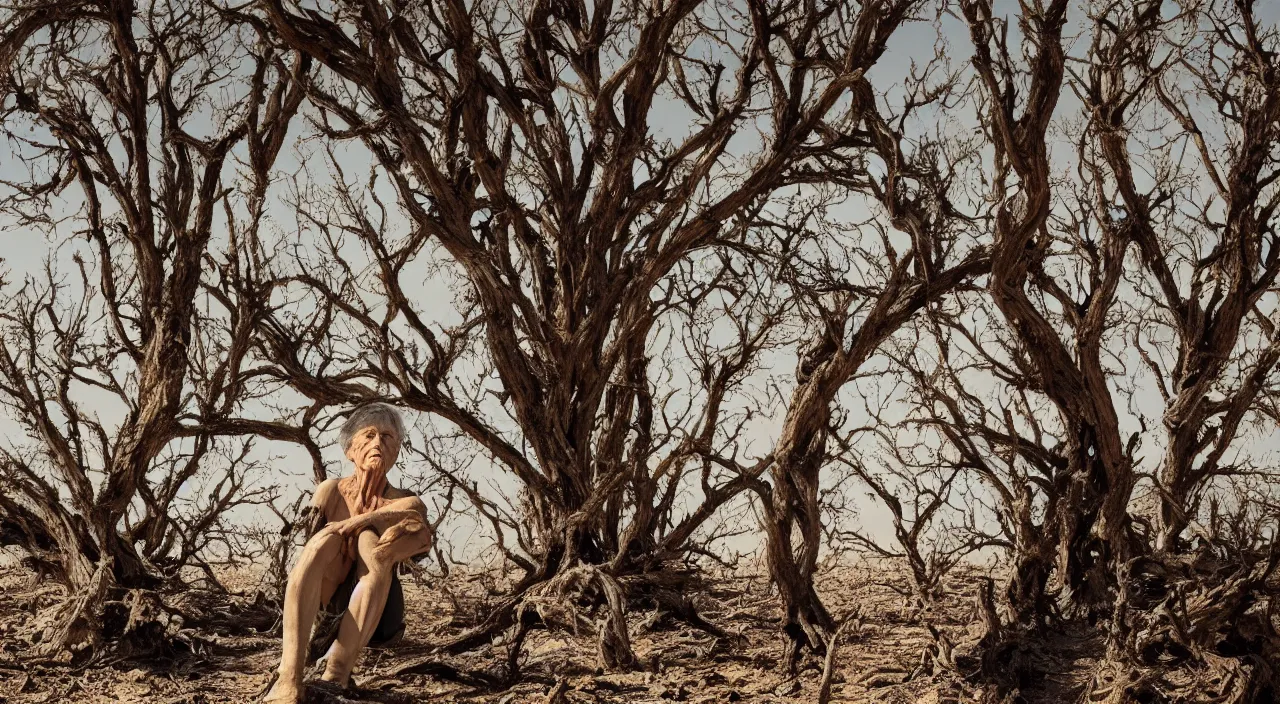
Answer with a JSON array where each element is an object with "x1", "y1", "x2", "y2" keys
[{"x1": 0, "y1": 564, "x2": 1099, "y2": 703}]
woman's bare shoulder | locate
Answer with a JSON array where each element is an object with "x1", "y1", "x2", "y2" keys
[{"x1": 313, "y1": 478, "x2": 341, "y2": 507}]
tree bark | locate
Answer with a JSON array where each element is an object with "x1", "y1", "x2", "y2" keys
[{"x1": 764, "y1": 379, "x2": 838, "y2": 671}]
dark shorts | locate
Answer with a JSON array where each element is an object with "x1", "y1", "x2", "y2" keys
[{"x1": 311, "y1": 565, "x2": 405, "y2": 658}]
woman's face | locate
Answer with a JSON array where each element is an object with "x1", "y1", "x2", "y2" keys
[{"x1": 345, "y1": 424, "x2": 400, "y2": 474}]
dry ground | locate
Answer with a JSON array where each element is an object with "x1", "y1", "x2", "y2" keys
[{"x1": 0, "y1": 563, "x2": 1100, "y2": 703}]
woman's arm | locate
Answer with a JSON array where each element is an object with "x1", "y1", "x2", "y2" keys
[
  {"x1": 333, "y1": 495, "x2": 428, "y2": 535},
  {"x1": 302, "y1": 479, "x2": 340, "y2": 538}
]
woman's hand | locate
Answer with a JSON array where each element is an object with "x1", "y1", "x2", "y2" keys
[{"x1": 323, "y1": 517, "x2": 371, "y2": 560}]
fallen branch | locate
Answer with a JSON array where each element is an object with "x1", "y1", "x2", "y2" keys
[{"x1": 818, "y1": 610, "x2": 861, "y2": 704}]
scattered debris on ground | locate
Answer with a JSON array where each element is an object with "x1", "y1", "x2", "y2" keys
[{"x1": 0, "y1": 563, "x2": 1102, "y2": 703}]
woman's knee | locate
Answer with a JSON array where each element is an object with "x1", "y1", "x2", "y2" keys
[{"x1": 297, "y1": 528, "x2": 342, "y2": 567}]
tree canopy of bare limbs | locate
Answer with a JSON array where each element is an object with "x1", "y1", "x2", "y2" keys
[
  {"x1": 878, "y1": 0, "x2": 1280, "y2": 699},
  {"x1": 0, "y1": 0, "x2": 314, "y2": 658},
  {"x1": 227, "y1": 0, "x2": 998, "y2": 670}
]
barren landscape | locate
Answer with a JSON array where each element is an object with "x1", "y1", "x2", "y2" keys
[
  {"x1": 3, "y1": 0, "x2": 1280, "y2": 702},
  {"x1": 0, "y1": 562, "x2": 1106, "y2": 704}
]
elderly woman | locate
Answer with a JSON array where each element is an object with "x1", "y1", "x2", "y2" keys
[{"x1": 265, "y1": 403, "x2": 433, "y2": 704}]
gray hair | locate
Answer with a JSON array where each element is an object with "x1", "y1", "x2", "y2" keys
[{"x1": 338, "y1": 403, "x2": 406, "y2": 451}]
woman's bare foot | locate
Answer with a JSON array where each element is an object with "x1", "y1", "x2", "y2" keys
[{"x1": 261, "y1": 675, "x2": 300, "y2": 704}]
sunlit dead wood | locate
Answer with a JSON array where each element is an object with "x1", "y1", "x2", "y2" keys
[{"x1": 900, "y1": 1, "x2": 1280, "y2": 698}]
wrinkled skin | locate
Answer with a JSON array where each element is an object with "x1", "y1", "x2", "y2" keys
[
  {"x1": 265, "y1": 424, "x2": 432, "y2": 703},
  {"x1": 338, "y1": 424, "x2": 398, "y2": 517}
]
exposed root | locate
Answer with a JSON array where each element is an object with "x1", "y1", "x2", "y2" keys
[
  {"x1": 542, "y1": 679, "x2": 569, "y2": 704},
  {"x1": 1085, "y1": 550, "x2": 1280, "y2": 704},
  {"x1": 379, "y1": 656, "x2": 507, "y2": 688},
  {"x1": 520, "y1": 564, "x2": 636, "y2": 671},
  {"x1": 431, "y1": 561, "x2": 735, "y2": 684},
  {"x1": 26, "y1": 571, "x2": 281, "y2": 666},
  {"x1": 499, "y1": 607, "x2": 538, "y2": 683},
  {"x1": 623, "y1": 568, "x2": 737, "y2": 643},
  {"x1": 300, "y1": 678, "x2": 416, "y2": 704},
  {"x1": 782, "y1": 615, "x2": 831, "y2": 675},
  {"x1": 30, "y1": 557, "x2": 113, "y2": 661},
  {"x1": 416, "y1": 563, "x2": 646, "y2": 685},
  {"x1": 907, "y1": 577, "x2": 1032, "y2": 704},
  {"x1": 435, "y1": 591, "x2": 527, "y2": 655}
]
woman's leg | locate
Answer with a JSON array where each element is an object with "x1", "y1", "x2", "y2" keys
[
  {"x1": 267, "y1": 527, "x2": 348, "y2": 703},
  {"x1": 321, "y1": 519, "x2": 432, "y2": 686}
]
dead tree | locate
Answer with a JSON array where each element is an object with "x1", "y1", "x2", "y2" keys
[
  {"x1": 1074, "y1": 0, "x2": 1280, "y2": 555},
  {"x1": 0, "y1": 0, "x2": 310, "y2": 657},
  {"x1": 876, "y1": 2, "x2": 1280, "y2": 696},
  {"x1": 253, "y1": 156, "x2": 794, "y2": 666},
  {"x1": 236, "y1": 0, "x2": 941, "y2": 665},
  {"x1": 961, "y1": 0, "x2": 1280, "y2": 603},
  {"x1": 743, "y1": 30, "x2": 992, "y2": 667},
  {"x1": 890, "y1": 300, "x2": 1071, "y2": 630},
  {"x1": 959, "y1": 0, "x2": 1141, "y2": 615},
  {"x1": 1073, "y1": 2, "x2": 1280, "y2": 699}
]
